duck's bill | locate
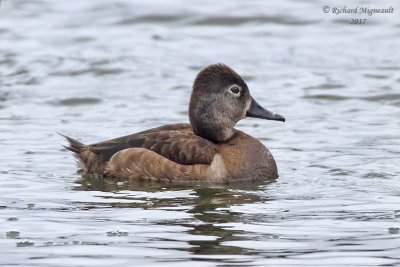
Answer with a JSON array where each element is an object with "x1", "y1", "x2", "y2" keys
[{"x1": 246, "y1": 98, "x2": 285, "y2": 122}]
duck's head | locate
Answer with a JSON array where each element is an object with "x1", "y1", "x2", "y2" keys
[{"x1": 189, "y1": 63, "x2": 285, "y2": 143}]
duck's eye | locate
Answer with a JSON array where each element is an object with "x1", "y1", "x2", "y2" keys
[{"x1": 230, "y1": 86, "x2": 240, "y2": 95}]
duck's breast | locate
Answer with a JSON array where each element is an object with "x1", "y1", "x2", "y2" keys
[{"x1": 217, "y1": 131, "x2": 278, "y2": 181}]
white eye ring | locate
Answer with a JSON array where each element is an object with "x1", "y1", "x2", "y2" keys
[{"x1": 229, "y1": 85, "x2": 241, "y2": 96}]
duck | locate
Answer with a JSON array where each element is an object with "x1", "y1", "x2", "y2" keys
[{"x1": 62, "y1": 63, "x2": 285, "y2": 182}]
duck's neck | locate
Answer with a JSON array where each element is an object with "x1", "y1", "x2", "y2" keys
[
  {"x1": 191, "y1": 122, "x2": 236, "y2": 143},
  {"x1": 189, "y1": 93, "x2": 238, "y2": 143}
]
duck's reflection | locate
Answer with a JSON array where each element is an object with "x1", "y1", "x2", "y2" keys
[
  {"x1": 185, "y1": 186, "x2": 266, "y2": 256},
  {"x1": 74, "y1": 176, "x2": 274, "y2": 256}
]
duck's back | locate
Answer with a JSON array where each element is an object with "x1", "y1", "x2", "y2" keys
[{"x1": 64, "y1": 123, "x2": 219, "y2": 175}]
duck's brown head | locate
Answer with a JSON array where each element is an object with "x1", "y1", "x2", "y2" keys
[{"x1": 189, "y1": 63, "x2": 285, "y2": 143}]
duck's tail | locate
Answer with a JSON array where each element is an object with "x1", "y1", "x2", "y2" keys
[
  {"x1": 59, "y1": 133, "x2": 105, "y2": 175},
  {"x1": 59, "y1": 133, "x2": 84, "y2": 154}
]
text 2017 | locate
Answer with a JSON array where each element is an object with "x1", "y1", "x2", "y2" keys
[{"x1": 351, "y1": 19, "x2": 367, "y2": 24}]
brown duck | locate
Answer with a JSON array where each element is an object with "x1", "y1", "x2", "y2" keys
[{"x1": 62, "y1": 64, "x2": 285, "y2": 182}]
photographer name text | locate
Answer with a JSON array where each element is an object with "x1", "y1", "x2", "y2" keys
[{"x1": 323, "y1": 6, "x2": 394, "y2": 16}]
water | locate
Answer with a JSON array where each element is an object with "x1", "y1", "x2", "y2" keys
[{"x1": 1, "y1": 0, "x2": 399, "y2": 266}]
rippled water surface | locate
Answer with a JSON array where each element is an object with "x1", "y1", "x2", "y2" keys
[{"x1": 1, "y1": 0, "x2": 400, "y2": 266}]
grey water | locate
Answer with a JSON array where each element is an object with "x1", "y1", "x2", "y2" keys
[{"x1": 1, "y1": 0, "x2": 399, "y2": 266}]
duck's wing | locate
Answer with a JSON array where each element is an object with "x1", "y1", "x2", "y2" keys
[
  {"x1": 104, "y1": 147, "x2": 226, "y2": 182},
  {"x1": 89, "y1": 123, "x2": 218, "y2": 166}
]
